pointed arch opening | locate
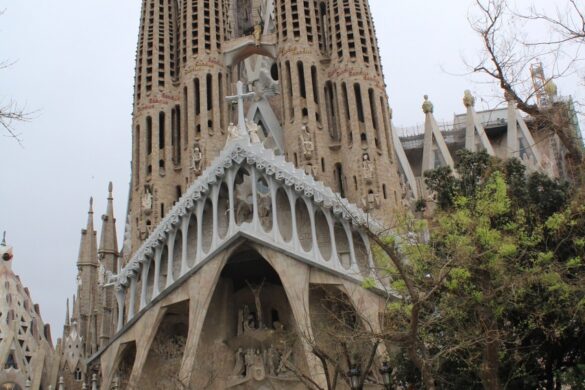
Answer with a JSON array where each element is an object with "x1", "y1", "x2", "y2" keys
[
  {"x1": 191, "y1": 248, "x2": 306, "y2": 388},
  {"x1": 137, "y1": 301, "x2": 189, "y2": 388},
  {"x1": 172, "y1": 231, "x2": 183, "y2": 281},
  {"x1": 186, "y1": 214, "x2": 198, "y2": 268},
  {"x1": 334, "y1": 223, "x2": 351, "y2": 269},
  {"x1": 276, "y1": 188, "x2": 293, "y2": 243}
]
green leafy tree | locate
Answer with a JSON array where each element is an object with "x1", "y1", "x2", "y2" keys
[{"x1": 381, "y1": 151, "x2": 584, "y2": 389}]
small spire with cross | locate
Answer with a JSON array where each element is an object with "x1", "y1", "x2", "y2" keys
[{"x1": 226, "y1": 80, "x2": 256, "y2": 138}]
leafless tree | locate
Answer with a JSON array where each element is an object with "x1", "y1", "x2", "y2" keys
[
  {"x1": 468, "y1": 0, "x2": 584, "y2": 167},
  {"x1": 0, "y1": 10, "x2": 34, "y2": 146}
]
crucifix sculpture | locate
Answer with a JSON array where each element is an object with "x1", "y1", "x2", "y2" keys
[
  {"x1": 246, "y1": 278, "x2": 266, "y2": 329},
  {"x1": 226, "y1": 80, "x2": 256, "y2": 140}
]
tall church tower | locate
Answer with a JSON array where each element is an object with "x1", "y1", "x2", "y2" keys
[{"x1": 128, "y1": 0, "x2": 402, "y2": 256}]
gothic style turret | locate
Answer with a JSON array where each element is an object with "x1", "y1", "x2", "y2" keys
[
  {"x1": 76, "y1": 199, "x2": 99, "y2": 357},
  {"x1": 98, "y1": 183, "x2": 119, "y2": 346}
]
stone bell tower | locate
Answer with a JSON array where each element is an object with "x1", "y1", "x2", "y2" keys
[
  {"x1": 129, "y1": 0, "x2": 403, "y2": 256},
  {"x1": 274, "y1": 0, "x2": 400, "y2": 215}
]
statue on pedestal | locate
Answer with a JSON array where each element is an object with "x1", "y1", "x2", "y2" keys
[
  {"x1": 190, "y1": 143, "x2": 203, "y2": 175},
  {"x1": 300, "y1": 126, "x2": 314, "y2": 160},
  {"x1": 361, "y1": 153, "x2": 374, "y2": 184}
]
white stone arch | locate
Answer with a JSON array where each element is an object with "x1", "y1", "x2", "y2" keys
[
  {"x1": 275, "y1": 186, "x2": 293, "y2": 243},
  {"x1": 314, "y1": 207, "x2": 332, "y2": 262},
  {"x1": 352, "y1": 230, "x2": 373, "y2": 278},
  {"x1": 333, "y1": 221, "x2": 352, "y2": 270},
  {"x1": 171, "y1": 229, "x2": 183, "y2": 283},
  {"x1": 185, "y1": 212, "x2": 198, "y2": 270},
  {"x1": 158, "y1": 245, "x2": 169, "y2": 294},
  {"x1": 216, "y1": 182, "x2": 230, "y2": 240},
  {"x1": 253, "y1": 170, "x2": 273, "y2": 234},
  {"x1": 295, "y1": 196, "x2": 313, "y2": 253},
  {"x1": 200, "y1": 197, "x2": 214, "y2": 254}
]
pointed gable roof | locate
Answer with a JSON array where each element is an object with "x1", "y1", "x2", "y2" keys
[{"x1": 114, "y1": 138, "x2": 378, "y2": 290}]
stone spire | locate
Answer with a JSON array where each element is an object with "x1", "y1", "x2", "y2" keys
[
  {"x1": 99, "y1": 182, "x2": 118, "y2": 272},
  {"x1": 65, "y1": 298, "x2": 70, "y2": 327},
  {"x1": 78, "y1": 198, "x2": 98, "y2": 267}
]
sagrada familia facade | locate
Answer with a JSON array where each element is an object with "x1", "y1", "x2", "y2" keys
[{"x1": 0, "y1": 0, "x2": 579, "y2": 389}]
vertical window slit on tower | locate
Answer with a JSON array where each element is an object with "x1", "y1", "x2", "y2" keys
[
  {"x1": 369, "y1": 88, "x2": 381, "y2": 149},
  {"x1": 135, "y1": 125, "x2": 141, "y2": 185},
  {"x1": 311, "y1": 66, "x2": 321, "y2": 124},
  {"x1": 194, "y1": 78, "x2": 201, "y2": 116},
  {"x1": 335, "y1": 163, "x2": 345, "y2": 198},
  {"x1": 183, "y1": 86, "x2": 189, "y2": 144},
  {"x1": 354, "y1": 83, "x2": 365, "y2": 123},
  {"x1": 146, "y1": 116, "x2": 153, "y2": 155},
  {"x1": 159, "y1": 111, "x2": 166, "y2": 149},
  {"x1": 218, "y1": 73, "x2": 224, "y2": 130},
  {"x1": 286, "y1": 61, "x2": 294, "y2": 120},
  {"x1": 206, "y1": 73, "x2": 213, "y2": 111}
]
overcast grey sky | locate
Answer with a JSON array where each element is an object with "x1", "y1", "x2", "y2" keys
[{"x1": 0, "y1": 0, "x2": 582, "y2": 341}]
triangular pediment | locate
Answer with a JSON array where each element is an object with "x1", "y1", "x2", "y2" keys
[{"x1": 113, "y1": 140, "x2": 381, "y2": 306}]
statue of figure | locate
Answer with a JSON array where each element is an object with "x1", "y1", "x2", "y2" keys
[
  {"x1": 231, "y1": 348, "x2": 246, "y2": 378},
  {"x1": 141, "y1": 185, "x2": 153, "y2": 213},
  {"x1": 190, "y1": 144, "x2": 203, "y2": 175},
  {"x1": 300, "y1": 125, "x2": 314, "y2": 160},
  {"x1": 246, "y1": 120, "x2": 262, "y2": 144},
  {"x1": 253, "y1": 23, "x2": 262, "y2": 46},
  {"x1": 246, "y1": 279, "x2": 266, "y2": 329},
  {"x1": 243, "y1": 305, "x2": 254, "y2": 332},
  {"x1": 258, "y1": 195, "x2": 271, "y2": 225},
  {"x1": 361, "y1": 153, "x2": 374, "y2": 184},
  {"x1": 361, "y1": 191, "x2": 381, "y2": 210},
  {"x1": 227, "y1": 122, "x2": 241, "y2": 143},
  {"x1": 266, "y1": 347, "x2": 277, "y2": 376},
  {"x1": 244, "y1": 349, "x2": 255, "y2": 377}
]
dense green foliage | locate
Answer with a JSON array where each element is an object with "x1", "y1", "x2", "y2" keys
[{"x1": 387, "y1": 151, "x2": 585, "y2": 389}]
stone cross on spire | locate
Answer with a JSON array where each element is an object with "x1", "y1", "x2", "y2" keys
[{"x1": 226, "y1": 80, "x2": 255, "y2": 139}]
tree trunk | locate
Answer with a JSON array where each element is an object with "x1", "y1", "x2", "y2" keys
[{"x1": 407, "y1": 346, "x2": 436, "y2": 390}]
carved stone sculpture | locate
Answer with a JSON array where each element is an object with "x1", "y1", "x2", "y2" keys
[
  {"x1": 141, "y1": 185, "x2": 153, "y2": 215},
  {"x1": 247, "y1": 120, "x2": 262, "y2": 144},
  {"x1": 300, "y1": 125, "x2": 314, "y2": 160},
  {"x1": 361, "y1": 153, "x2": 374, "y2": 184},
  {"x1": 190, "y1": 143, "x2": 203, "y2": 175}
]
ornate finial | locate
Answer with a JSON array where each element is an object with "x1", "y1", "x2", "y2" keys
[
  {"x1": 89, "y1": 197, "x2": 94, "y2": 213},
  {"x1": 544, "y1": 80, "x2": 558, "y2": 98},
  {"x1": 108, "y1": 181, "x2": 113, "y2": 196},
  {"x1": 422, "y1": 95, "x2": 434, "y2": 114},
  {"x1": 463, "y1": 90, "x2": 475, "y2": 108},
  {"x1": 1, "y1": 231, "x2": 6, "y2": 246}
]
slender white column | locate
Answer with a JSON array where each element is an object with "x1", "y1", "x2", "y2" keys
[
  {"x1": 140, "y1": 262, "x2": 149, "y2": 309},
  {"x1": 166, "y1": 231, "x2": 176, "y2": 288},
  {"x1": 115, "y1": 288, "x2": 126, "y2": 332},
  {"x1": 128, "y1": 276, "x2": 137, "y2": 320},
  {"x1": 153, "y1": 247, "x2": 162, "y2": 297},
  {"x1": 227, "y1": 169, "x2": 236, "y2": 233},
  {"x1": 211, "y1": 186, "x2": 220, "y2": 247},
  {"x1": 180, "y1": 217, "x2": 189, "y2": 275},
  {"x1": 251, "y1": 169, "x2": 260, "y2": 229},
  {"x1": 289, "y1": 190, "x2": 299, "y2": 249}
]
